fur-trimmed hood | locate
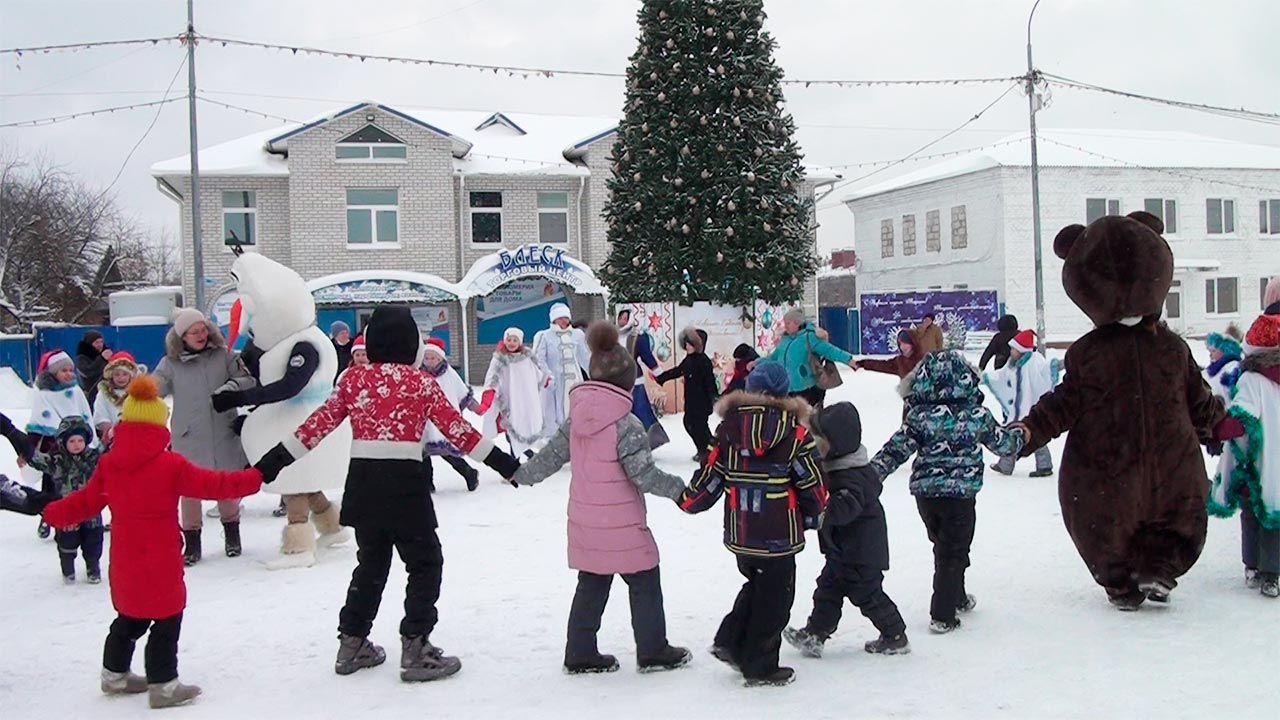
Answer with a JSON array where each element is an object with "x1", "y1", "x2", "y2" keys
[
  {"x1": 164, "y1": 319, "x2": 227, "y2": 361},
  {"x1": 716, "y1": 390, "x2": 812, "y2": 421},
  {"x1": 715, "y1": 391, "x2": 811, "y2": 456},
  {"x1": 1242, "y1": 346, "x2": 1280, "y2": 385},
  {"x1": 679, "y1": 326, "x2": 705, "y2": 354}
]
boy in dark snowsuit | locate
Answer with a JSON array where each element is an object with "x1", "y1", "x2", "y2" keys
[
  {"x1": 678, "y1": 360, "x2": 826, "y2": 687},
  {"x1": 785, "y1": 402, "x2": 909, "y2": 657},
  {"x1": 28, "y1": 416, "x2": 105, "y2": 584},
  {"x1": 871, "y1": 350, "x2": 1025, "y2": 633},
  {"x1": 656, "y1": 327, "x2": 718, "y2": 462},
  {"x1": 724, "y1": 344, "x2": 759, "y2": 395}
]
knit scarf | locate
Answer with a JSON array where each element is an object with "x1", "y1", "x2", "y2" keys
[{"x1": 1206, "y1": 354, "x2": 1242, "y2": 392}]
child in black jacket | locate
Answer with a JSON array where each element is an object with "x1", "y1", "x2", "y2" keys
[
  {"x1": 656, "y1": 327, "x2": 718, "y2": 461},
  {"x1": 784, "y1": 402, "x2": 909, "y2": 657}
]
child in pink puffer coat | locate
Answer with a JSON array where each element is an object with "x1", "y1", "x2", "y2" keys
[{"x1": 513, "y1": 322, "x2": 691, "y2": 676}]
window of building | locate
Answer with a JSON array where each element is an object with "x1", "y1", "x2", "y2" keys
[
  {"x1": 1206, "y1": 199, "x2": 1236, "y2": 235},
  {"x1": 1143, "y1": 198, "x2": 1178, "y2": 234},
  {"x1": 1205, "y1": 277, "x2": 1239, "y2": 315},
  {"x1": 1085, "y1": 198, "x2": 1121, "y2": 224},
  {"x1": 335, "y1": 124, "x2": 407, "y2": 162},
  {"x1": 925, "y1": 209, "x2": 941, "y2": 253},
  {"x1": 901, "y1": 214, "x2": 917, "y2": 256},
  {"x1": 1260, "y1": 199, "x2": 1280, "y2": 235},
  {"x1": 1164, "y1": 280, "x2": 1182, "y2": 320},
  {"x1": 537, "y1": 192, "x2": 569, "y2": 244},
  {"x1": 222, "y1": 191, "x2": 256, "y2": 246},
  {"x1": 879, "y1": 219, "x2": 894, "y2": 258},
  {"x1": 470, "y1": 191, "x2": 503, "y2": 244},
  {"x1": 346, "y1": 189, "x2": 398, "y2": 245},
  {"x1": 950, "y1": 205, "x2": 968, "y2": 249}
]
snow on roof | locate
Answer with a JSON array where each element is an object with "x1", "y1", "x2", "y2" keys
[
  {"x1": 151, "y1": 126, "x2": 289, "y2": 177},
  {"x1": 109, "y1": 286, "x2": 183, "y2": 299},
  {"x1": 305, "y1": 269, "x2": 460, "y2": 297},
  {"x1": 843, "y1": 129, "x2": 1280, "y2": 202},
  {"x1": 1173, "y1": 257, "x2": 1221, "y2": 271}
]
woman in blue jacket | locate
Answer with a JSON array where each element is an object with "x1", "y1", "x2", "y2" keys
[{"x1": 768, "y1": 309, "x2": 855, "y2": 408}]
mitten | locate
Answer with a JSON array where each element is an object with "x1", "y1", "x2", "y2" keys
[
  {"x1": 802, "y1": 514, "x2": 820, "y2": 531},
  {"x1": 1213, "y1": 416, "x2": 1245, "y2": 442},
  {"x1": 481, "y1": 446, "x2": 521, "y2": 481},
  {"x1": 253, "y1": 443, "x2": 296, "y2": 484},
  {"x1": 211, "y1": 390, "x2": 245, "y2": 414},
  {"x1": 476, "y1": 389, "x2": 496, "y2": 415},
  {"x1": 1, "y1": 476, "x2": 54, "y2": 516},
  {"x1": 1206, "y1": 441, "x2": 1224, "y2": 457}
]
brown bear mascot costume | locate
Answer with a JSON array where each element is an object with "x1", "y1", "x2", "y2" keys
[{"x1": 1017, "y1": 211, "x2": 1240, "y2": 610}]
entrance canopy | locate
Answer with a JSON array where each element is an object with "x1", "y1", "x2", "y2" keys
[
  {"x1": 306, "y1": 270, "x2": 459, "y2": 306},
  {"x1": 457, "y1": 244, "x2": 606, "y2": 299}
]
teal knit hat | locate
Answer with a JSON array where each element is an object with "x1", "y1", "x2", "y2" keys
[{"x1": 1205, "y1": 324, "x2": 1243, "y2": 359}]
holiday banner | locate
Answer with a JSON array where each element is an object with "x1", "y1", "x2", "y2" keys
[
  {"x1": 859, "y1": 290, "x2": 999, "y2": 355},
  {"x1": 475, "y1": 277, "x2": 568, "y2": 345}
]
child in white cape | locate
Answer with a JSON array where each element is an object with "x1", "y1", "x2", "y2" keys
[{"x1": 483, "y1": 328, "x2": 550, "y2": 458}]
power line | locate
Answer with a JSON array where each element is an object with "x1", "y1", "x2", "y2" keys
[
  {"x1": 1035, "y1": 136, "x2": 1280, "y2": 195},
  {"x1": 0, "y1": 96, "x2": 185, "y2": 128},
  {"x1": 815, "y1": 82, "x2": 1022, "y2": 209},
  {"x1": 1, "y1": 36, "x2": 180, "y2": 60},
  {"x1": 1043, "y1": 72, "x2": 1280, "y2": 127},
  {"x1": 813, "y1": 136, "x2": 1027, "y2": 172},
  {"x1": 102, "y1": 54, "x2": 189, "y2": 194}
]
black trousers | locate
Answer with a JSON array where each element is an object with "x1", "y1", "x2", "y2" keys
[
  {"x1": 441, "y1": 455, "x2": 478, "y2": 483},
  {"x1": 915, "y1": 497, "x2": 977, "y2": 623},
  {"x1": 806, "y1": 560, "x2": 906, "y2": 639},
  {"x1": 713, "y1": 555, "x2": 796, "y2": 678},
  {"x1": 565, "y1": 566, "x2": 668, "y2": 663},
  {"x1": 56, "y1": 523, "x2": 104, "y2": 576},
  {"x1": 1241, "y1": 486, "x2": 1280, "y2": 575},
  {"x1": 683, "y1": 412, "x2": 713, "y2": 457},
  {"x1": 790, "y1": 386, "x2": 826, "y2": 409},
  {"x1": 102, "y1": 612, "x2": 183, "y2": 683},
  {"x1": 338, "y1": 526, "x2": 444, "y2": 639}
]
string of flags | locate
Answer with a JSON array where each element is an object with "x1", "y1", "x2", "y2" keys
[
  {"x1": 0, "y1": 96, "x2": 185, "y2": 128},
  {"x1": 1036, "y1": 137, "x2": 1280, "y2": 195}
]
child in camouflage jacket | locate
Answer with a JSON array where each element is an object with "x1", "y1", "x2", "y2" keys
[{"x1": 28, "y1": 416, "x2": 104, "y2": 584}]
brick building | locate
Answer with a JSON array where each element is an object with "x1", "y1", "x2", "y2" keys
[
  {"x1": 153, "y1": 102, "x2": 831, "y2": 379},
  {"x1": 843, "y1": 129, "x2": 1280, "y2": 341}
]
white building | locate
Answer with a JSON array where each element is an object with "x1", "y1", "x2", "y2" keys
[
  {"x1": 843, "y1": 129, "x2": 1280, "y2": 341},
  {"x1": 152, "y1": 102, "x2": 831, "y2": 379}
]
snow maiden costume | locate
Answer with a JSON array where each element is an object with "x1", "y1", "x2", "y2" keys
[
  {"x1": 617, "y1": 309, "x2": 669, "y2": 449},
  {"x1": 532, "y1": 303, "x2": 590, "y2": 437},
  {"x1": 983, "y1": 329, "x2": 1059, "y2": 476},
  {"x1": 1208, "y1": 312, "x2": 1280, "y2": 598},
  {"x1": 253, "y1": 305, "x2": 521, "y2": 683},
  {"x1": 421, "y1": 337, "x2": 483, "y2": 492},
  {"x1": 211, "y1": 252, "x2": 352, "y2": 570},
  {"x1": 1202, "y1": 324, "x2": 1244, "y2": 404},
  {"x1": 484, "y1": 328, "x2": 550, "y2": 457}
]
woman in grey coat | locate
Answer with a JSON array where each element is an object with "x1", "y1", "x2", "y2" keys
[{"x1": 152, "y1": 308, "x2": 256, "y2": 566}]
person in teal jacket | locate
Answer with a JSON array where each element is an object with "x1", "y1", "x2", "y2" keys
[{"x1": 768, "y1": 309, "x2": 856, "y2": 408}]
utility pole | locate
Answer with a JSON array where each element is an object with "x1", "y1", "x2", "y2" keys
[
  {"x1": 186, "y1": 0, "x2": 206, "y2": 312},
  {"x1": 1026, "y1": 0, "x2": 1047, "y2": 353}
]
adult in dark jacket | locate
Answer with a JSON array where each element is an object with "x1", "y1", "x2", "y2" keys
[
  {"x1": 331, "y1": 321, "x2": 354, "y2": 377},
  {"x1": 979, "y1": 315, "x2": 1019, "y2": 371},
  {"x1": 656, "y1": 327, "x2": 718, "y2": 461},
  {"x1": 784, "y1": 401, "x2": 908, "y2": 659},
  {"x1": 1018, "y1": 212, "x2": 1238, "y2": 610},
  {"x1": 76, "y1": 330, "x2": 113, "y2": 407}
]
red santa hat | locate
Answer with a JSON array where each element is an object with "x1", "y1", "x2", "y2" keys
[
  {"x1": 1009, "y1": 329, "x2": 1037, "y2": 354},
  {"x1": 423, "y1": 337, "x2": 447, "y2": 359},
  {"x1": 351, "y1": 334, "x2": 366, "y2": 353},
  {"x1": 1243, "y1": 313, "x2": 1280, "y2": 355},
  {"x1": 38, "y1": 349, "x2": 73, "y2": 375}
]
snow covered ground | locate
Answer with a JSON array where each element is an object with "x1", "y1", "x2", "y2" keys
[{"x1": 1, "y1": 358, "x2": 1275, "y2": 719}]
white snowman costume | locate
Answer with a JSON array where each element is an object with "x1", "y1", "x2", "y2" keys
[{"x1": 221, "y1": 253, "x2": 352, "y2": 569}]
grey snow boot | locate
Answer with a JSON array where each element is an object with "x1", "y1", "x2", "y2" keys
[
  {"x1": 782, "y1": 626, "x2": 825, "y2": 658},
  {"x1": 100, "y1": 668, "x2": 148, "y2": 695},
  {"x1": 147, "y1": 679, "x2": 201, "y2": 708},
  {"x1": 864, "y1": 633, "x2": 911, "y2": 655},
  {"x1": 335, "y1": 633, "x2": 386, "y2": 675},
  {"x1": 400, "y1": 635, "x2": 461, "y2": 682}
]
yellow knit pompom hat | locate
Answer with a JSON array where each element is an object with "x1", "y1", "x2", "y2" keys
[{"x1": 121, "y1": 374, "x2": 170, "y2": 427}]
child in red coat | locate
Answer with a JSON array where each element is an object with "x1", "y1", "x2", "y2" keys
[{"x1": 40, "y1": 375, "x2": 264, "y2": 709}]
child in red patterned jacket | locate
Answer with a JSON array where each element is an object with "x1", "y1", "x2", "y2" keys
[{"x1": 255, "y1": 305, "x2": 519, "y2": 685}]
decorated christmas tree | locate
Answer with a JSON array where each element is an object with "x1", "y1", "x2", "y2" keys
[{"x1": 600, "y1": 0, "x2": 817, "y2": 308}]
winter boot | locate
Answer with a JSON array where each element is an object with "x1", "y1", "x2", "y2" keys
[
  {"x1": 400, "y1": 636, "x2": 462, "y2": 682},
  {"x1": 147, "y1": 679, "x2": 201, "y2": 709},
  {"x1": 743, "y1": 667, "x2": 795, "y2": 688},
  {"x1": 782, "y1": 626, "x2": 825, "y2": 658},
  {"x1": 637, "y1": 645, "x2": 692, "y2": 673},
  {"x1": 272, "y1": 498, "x2": 288, "y2": 518},
  {"x1": 1028, "y1": 469, "x2": 1054, "y2": 478},
  {"x1": 266, "y1": 523, "x2": 317, "y2": 571},
  {"x1": 182, "y1": 530, "x2": 201, "y2": 567},
  {"x1": 1139, "y1": 579, "x2": 1175, "y2": 604},
  {"x1": 62, "y1": 572, "x2": 76, "y2": 585},
  {"x1": 957, "y1": 593, "x2": 978, "y2": 613},
  {"x1": 335, "y1": 633, "x2": 386, "y2": 675},
  {"x1": 311, "y1": 503, "x2": 352, "y2": 549},
  {"x1": 564, "y1": 653, "x2": 620, "y2": 675},
  {"x1": 1107, "y1": 589, "x2": 1146, "y2": 611},
  {"x1": 929, "y1": 618, "x2": 962, "y2": 634},
  {"x1": 463, "y1": 466, "x2": 480, "y2": 493},
  {"x1": 37, "y1": 520, "x2": 51, "y2": 539},
  {"x1": 1245, "y1": 567, "x2": 1261, "y2": 589},
  {"x1": 1260, "y1": 573, "x2": 1280, "y2": 599},
  {"x1": 87, "y1": 566, "x2": 102, "y2": 584},
  {"x1": 708, "y1": 645, "x2": 738, "y2": 670},
  {"x1": 988, "y1": 463, "x2": 1012, "y2": 476},
  {"x1": 864, "y1": 633, "x2": 911, "y2": 655},
  {"x1": 101, "y1": 668, "x2": 148, "y2": 695},
  {"x1": 223, "y1": 521, "x2": 241, "y2": 558}
]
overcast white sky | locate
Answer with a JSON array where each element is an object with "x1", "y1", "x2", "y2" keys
[{"x1": 2, "y1": 0, "x2": 1278, "y2": 254}]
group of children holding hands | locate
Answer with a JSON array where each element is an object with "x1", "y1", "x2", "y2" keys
[{"x1": 3, "y1": 288, "x2": 1276, "y2": 706}]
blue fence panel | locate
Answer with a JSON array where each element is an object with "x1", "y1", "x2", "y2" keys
[
  {"x1": 33, "y1": 324, "x2": 170, "y2": 377},
  {"x1": 0, "y1": 337, "x2": 34, "y2": 383},
  {"x1": 112, "y1": 325, "x2": 171, "y2": 373},
  {"x1": 818, "y1": 307, "x2": 861, "y2": 355}
]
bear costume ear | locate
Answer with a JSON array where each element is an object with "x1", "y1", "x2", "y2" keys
[
  {"x1": 1053, "y1": 224, "x2": 1085, "y2": 260},
  {"x1": 1126, "y1": 210, "x2": 1165, "y2": 235}
]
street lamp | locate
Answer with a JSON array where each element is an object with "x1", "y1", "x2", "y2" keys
[{"x1": 1026, "y1": 0, "x2": 1047, "y2": 353}]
